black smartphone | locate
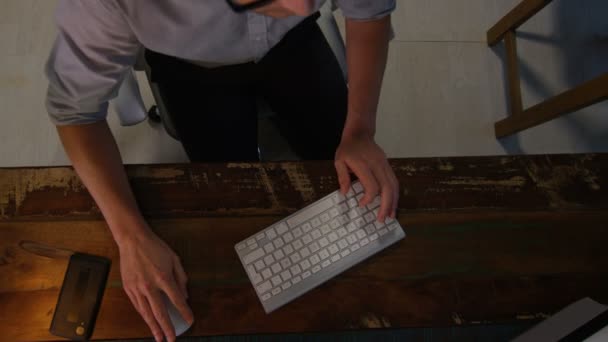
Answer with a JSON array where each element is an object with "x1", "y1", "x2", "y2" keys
[{"x1": 49, "y1": 253, "x2": 111, "y2": 341}]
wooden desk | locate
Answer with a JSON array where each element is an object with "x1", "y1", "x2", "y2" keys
[{"x1": 1, "y1": 154, "x2": 607, "y2": 341}]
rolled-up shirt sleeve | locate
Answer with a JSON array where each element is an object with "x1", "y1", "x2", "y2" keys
[
  {"x1": 46, "y1": 0, "x2": 140, "y2": 125},
  {"x1": 334, "y1": 0, "x2": 396, "y2": 21}
]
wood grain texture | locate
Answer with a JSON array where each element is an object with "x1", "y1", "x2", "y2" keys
[{"x1": 1, "y1": 155, "x2": 607, "y2": 340}]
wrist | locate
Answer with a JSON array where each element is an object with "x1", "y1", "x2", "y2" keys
[
  {"x1": 107, "y1": 213, "x2": 153, "y2": 250},
  {"x1": 342, "y1": 115, "x2": 376, "y2": 141}
]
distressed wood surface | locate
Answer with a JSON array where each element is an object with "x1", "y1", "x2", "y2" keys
[{"x1": 1, "y1": 154, "x2": 607, "y2": 341}]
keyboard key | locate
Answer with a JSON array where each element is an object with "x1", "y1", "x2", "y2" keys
[
  {"x1": 360, "y1": 238, "x2": 370, "y2": 246},
  {"x1": 263, "y1": 243, "x2": 274, "y2": 254},
  {"x1": 271, "y1": 263, "x2": 282, "y2": 274},
  {"x1": 320, "y1": 225, "x2": 331, "y2": 235},
  {"x1": 302, "y1": 234, "x2": 313, "y2": 244},
  {"x1": 347, "y1": 198, "x2": 358, "y2": 208},
  {"x1": 319, "y1": 237, "x2": 329, "y2": 247},
  {"x1": 320, "y1": 213, "x2": 330, "y2": 222},
  {"x1": 367, "y1": 197, "x2": 381, "y2": 210},
  {"x1": 236, "y1": 243, "x2": 246, "y2": 251},
  {"x1": 262, "y1": 269, "x2": 272, "y2": 279},
  {"x1": 338, "y1": 203, "x2": 349, "y2": 213},
  {"x1": 273, "y1": 238, "x2": 284, "y2": 249},
  {"x1": 353, "y1": 182, "x2": 364, "y2": 193},
  {"x1": 356, "y1": 193, "x2": 364, "y2": 202},
  {"x1": 302, "y1": 271, "x2": 312, "y2": 279},
  {"x1": 256, "y1": 232, "x2": 266, "y2": 241},
  {"x1": 290, "y1": 253, "x2": 301, "y2": 263},
  {"x1": 252, "y1": 273, "x2": 263, "y2": 284},
  {"x1": 338, "y1": 239, "x2": 348, "y2": 249},
  {"x1": 351, "y1": 243, "x2": 360, "y2": 252},
  {"x1": 273, "y1": 249, "x2": 285, "y2": 260},
  {"x1": 257, "y1": 281, "x2": 272, "y2": 294},
  {"x1": 331, "y1": 254, "x2": 341, "y2": 262},
  {"x1": 312, "y1": 265, "x2": 321, "y2": 273},
  {"x1": 283, "y1": 244, "x2": 294, "y2": 256},
  {"x1": 370, "y1": 233, "x2": 379, "y2": 241},
  {"x1": 300, "y1": 259, "x2": 311, "y2": 270},
  {"x1": 280, "y1": 258, "x2": 292, "y2": 268},
  {"x1": 311, "y1": 217, "x2": 322, "y2": 228},
  {"x1": 340, "y1": 249, "x2": 350, "y2": 257},
  {"x1": 328, "y1": 232, "x2": 338, "y2": 242},
  {"x1": 355, "y1": 218, "x2": 366, "y2": 227},
  {"x1": 300, "y1": 247, "x2": 311, "y2": 258},
  {"x1": 347, "y1": 210, "x2": 359, "y2": 220},
  {"x1": 280, "y1": 270, "x2": 292, "y2": 281},
  {"x1": 302, "y1": 223, "x2": 313, "y2": 232},
  {"x1": 330, "y1": 192, "x2": 346, "y2": 204},
  {"x1": 287, "y1": 198, "x2": 334, "y2": 228},
  {"x1": 272, "y1": 287, "x2": 282, "y2": 295},
  {"x1": 356, "y1": 230, "x2": 366, "y2": 239},
  {"x1": 276, "y1": 223, "x2": 289, "y2": 235},
  {"x1": 247, "y1": 238, "x2": 256, "y2": 246},
  {"x1": 290, "y1": 265, "x2": 302, "y2": 275},
  {"x1": 310, "y1": 242, "x2": 320, "y2": 252},
  {"x1": 356, "y1": 206, "x2": 366, "y2": 215},
  {"x1": 246, "y1": 265, "x2": 257, "y2": 277},
  {"x1": 337, "y1": 227, "x2": 348, "y2": 237},
  {"x1": 271, "y1": 276, "x2": 282, "y2": 286},
  {"x1": 330, "y1": 219, "x2": 340, "y2": 229},
  {"x1": 329, "y1": 208, "x2": 340, "y2": 218},
  {"x1": 310, "y1": 255, "x2": 320, "y2": 265},
  {"x1": 311, "y1": 229, "x2": 322, "y2": 239},
  {"x1": 281, "y1": 282, "x2": 292, "y2": 290},
  {"x1": 321, "y1": 260, "x2": 331, "y2": 268},
  {"x1": 388, "y1": 223, "x2": 399, "y2": 231},
  {"x1": 264, "y1": 255, "x2": 275, "y2": 265},
  {"x1": 292, "y1": 239, "x2": 303, "y2": 250},
  {"x1": 319, "y1": 249, "x2": 330, "y2": 259},
  {"x1": 346, "y1": 189, "x2": 355, "y2": 198},
  {"x1": 365, "y1": 225, "x2": 376, "y2": 234},
  {"x1": 346, "y1": 222, "x2": 357, "y2": 232},
  {"x1": 338, "y1": 215, "x2": 349, "y2": 225},
  {"x1": 243, "y1": 248, "x2": 264, "y2": 264},
  {"x1": 293, "y1": 227, "x2": 303, "y2": 238},
  {"x1": 328, "y1": 244, "x2": 339, "y2": 255},
  {"x1": 292, "y1": 275, "x2": 302, "y2": 284},
  {"x1": 254, "y1": 260, "x2": 265, "y2": 271},
  {"x1": 261, "y1": 293, "x2": 272, "y2": 301},
  {"x1": 346, "y1": 235, "x2": 357, "y2": 244},
  {"x1": 386, "y1": 216, "x2": 396, "y2": 224},
  {"x1": 379, "y1": 228, "x2": 388, "y2": 236},
  {"x1": 266, "y1": 228, "x2": 277, "y2": 240},
  {"x1": 365, "y1": 212, "x2": 376, "y2": 223},
  {"x1": 283, "y1": 232, "x2": 294, "y2": 243}
]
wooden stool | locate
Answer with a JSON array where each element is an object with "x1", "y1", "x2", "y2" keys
[{"x1": 488, "y1": 0, "x2": 608, "y2": 138}]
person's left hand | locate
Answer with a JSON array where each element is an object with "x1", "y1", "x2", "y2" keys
[{"x1": 334, "y1": 134, "x2": 399, "y2": 222}]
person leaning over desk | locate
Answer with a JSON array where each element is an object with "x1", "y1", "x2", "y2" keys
[{"x1": 45, "y1": 0, "x2": 398, "y2": 341}]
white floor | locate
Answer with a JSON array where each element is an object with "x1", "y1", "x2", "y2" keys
[{"x1": 1, "y1": 0, "x2": 607, "y2": 167}]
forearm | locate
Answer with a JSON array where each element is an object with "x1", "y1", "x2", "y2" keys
[
  {"x1": 56, "y1": 121, "x2": 150, "y2": 247},
  {"x1": 343, "y1": 15, "x2": 391, "y2": 138}
]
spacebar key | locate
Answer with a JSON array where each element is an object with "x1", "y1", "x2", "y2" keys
[{"x1": 287, "y1": 196, "x2": 335, "y2": 228}]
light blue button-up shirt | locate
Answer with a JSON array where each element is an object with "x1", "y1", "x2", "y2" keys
[{"x1": 45, "y1": 0, "x2": 395, "y2": 125}]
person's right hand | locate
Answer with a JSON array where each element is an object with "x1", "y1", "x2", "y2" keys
[{"x1": 118, "y1": 226, "x2": 194, "y2": 342}]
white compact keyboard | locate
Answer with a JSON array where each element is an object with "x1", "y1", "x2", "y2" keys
[{"x1": 235, "y1": 181, "x2": 406, "y2": 313}]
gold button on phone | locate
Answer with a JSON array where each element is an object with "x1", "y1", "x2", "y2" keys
[{"x1": 75, "y1": 326, "x2": 85, "y2": 335}]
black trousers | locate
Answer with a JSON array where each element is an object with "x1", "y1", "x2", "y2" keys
[{"x1": 145, "y1": 13, "x2": 348, "y2": 162}]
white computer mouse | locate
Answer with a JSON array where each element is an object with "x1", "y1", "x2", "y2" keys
[{"x1": 161, "y1": 292, "x2": 193, "y2": 337}]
